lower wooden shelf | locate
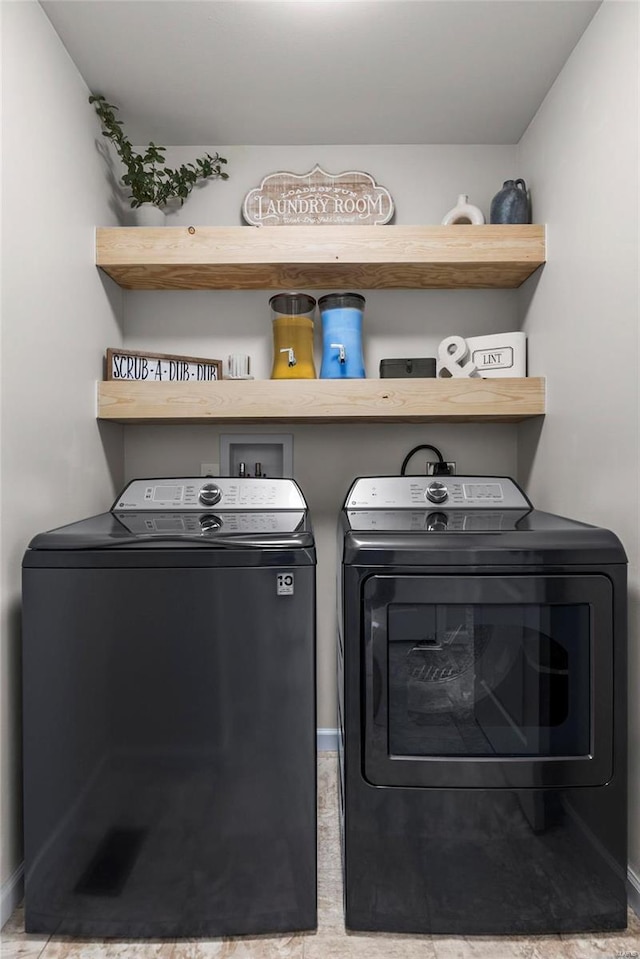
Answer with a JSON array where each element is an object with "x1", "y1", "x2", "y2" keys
[{"x1": 97, "y1": 377, "x2": 545, "y2": 424}]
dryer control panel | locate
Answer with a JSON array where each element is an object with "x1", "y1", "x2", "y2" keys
[
  {"x1": 113, "y1": 477, "x2": 307, "y2": 511},
  {"x1": 345, "y1": 510, "x2": 527, "y2": 532},
  {"x1": 345, "y1": 476, "x2": 531, "y2": 510}
]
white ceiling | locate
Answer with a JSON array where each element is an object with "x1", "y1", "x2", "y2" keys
[{"x1": 41, "y1": 0, "x2": 601, "y2": 146}]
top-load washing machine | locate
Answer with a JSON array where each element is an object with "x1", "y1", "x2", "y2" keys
[
  {"x1": 337, "y1": 474, "x2": 627, "y2": 936},
  {"x1": 22, "y1": 477, "x2": 316, "y2": 938}
]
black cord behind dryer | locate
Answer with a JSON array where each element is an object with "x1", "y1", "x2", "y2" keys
[{"x1": 400, "y1": 444, "x2": 452, "y2": 476}]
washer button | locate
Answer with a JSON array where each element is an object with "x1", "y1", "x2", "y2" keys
[{"x1": 199, "y1": 483, "x2": 222, "y2": 506}]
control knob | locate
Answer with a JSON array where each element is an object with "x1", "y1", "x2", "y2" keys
[
  {"x1": 426, "y1": 512, "x2": 448, "y2": 531},
  {"x1": 425, "y1": 481, "x2": 448, "y2": 504},
  {"x1": 199, "y1": 483, "x2": 222, "y2": 506},
  {"x1": 200, "y1": 514, "x2": 222, "y2": 533}
]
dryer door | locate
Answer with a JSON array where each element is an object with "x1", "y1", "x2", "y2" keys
[{"x1": 364, "y1": 574, "x2": 613, "y2": 788}]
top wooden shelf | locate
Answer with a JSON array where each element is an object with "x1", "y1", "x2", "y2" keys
[{"x1": 96, "y1": 224, "x2": 545, "y2": 291}]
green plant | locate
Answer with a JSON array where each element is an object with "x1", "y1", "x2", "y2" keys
[{"x1": 89, "y1": 94, "x2": 229, "y2": 209}]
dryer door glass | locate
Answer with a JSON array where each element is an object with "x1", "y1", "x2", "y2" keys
[
  {"x1": 363, "y1": 574, "x2": 613, "y2": 789},
  {"x1": 387, "y1": 603, "x2": 589, "y2": 758}
]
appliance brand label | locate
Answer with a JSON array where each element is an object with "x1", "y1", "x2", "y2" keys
[{"x1": 277, "y1": 572, "x2": 295, "y2": 596}]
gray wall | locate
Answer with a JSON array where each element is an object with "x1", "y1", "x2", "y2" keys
[
  {"x1": 0, "y1": 1, "x2": 124, "y2": 909},
  {"x1": 122, "y1": 144, "x2": 521, "y2": 728},
  {"x1": 516, "y1": 0, "x2": 639, "y2": 884}
]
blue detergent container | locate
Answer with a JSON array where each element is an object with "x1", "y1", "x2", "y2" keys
[{"x1": 319, "y1": 293, "x2": 366, "y2": 379}]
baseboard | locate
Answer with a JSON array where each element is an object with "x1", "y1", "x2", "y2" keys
[
  {"x1": 317, "y1": 727, "x2": 338, "y2": 751},
  {"x1": 1, "y1": 862, "x2": 23, "y2": 929},
  {"x1": 628, "y1": 865, "x2": 640, "y2": 918}
]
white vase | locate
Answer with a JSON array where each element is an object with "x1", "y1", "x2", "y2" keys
[
  {"x1": 441, "y1": 194, "x2": 485, "y2": 225},
  {"x1": 133, "y1": 204, "x2": 166, "y2": 227}
]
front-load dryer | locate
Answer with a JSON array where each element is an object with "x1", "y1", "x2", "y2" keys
[
  {"x1": 22, "y1": 477, "x2": 316, "y2": 937},
  {"x1": 337, "y1": 475, "x2": 627, "y2": 935}
]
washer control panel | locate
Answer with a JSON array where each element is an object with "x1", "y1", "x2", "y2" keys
[
  {"x1": 345, "y1": 476, "x2": 530, "y2": 510},
  {"x1": 113, "y1": 477, "x2": 307, "y2": 511},
  {"x1": 113, "y1": 511, "x2": 306, "y2": 535}
]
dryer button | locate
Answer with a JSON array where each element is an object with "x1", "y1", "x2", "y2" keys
[{"x1": 200, "y1": 514, "x2": 222, "y2": 533}]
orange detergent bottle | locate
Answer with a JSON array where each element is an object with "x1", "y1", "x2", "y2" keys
[{"x1": 270, "y1": 292, "x2": 317, "y2": 379}]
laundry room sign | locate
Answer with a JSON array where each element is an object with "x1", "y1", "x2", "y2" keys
[
  {"x1": 242, "y1": 165, "x2": 394, "y2": 226},
  {"x1": 106, "y1": 348, "x2": 223, "y2": 382}
]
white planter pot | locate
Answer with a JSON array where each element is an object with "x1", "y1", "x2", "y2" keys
[{"x1": 133, "y1": 204, "x2": 166, "y2": 227}]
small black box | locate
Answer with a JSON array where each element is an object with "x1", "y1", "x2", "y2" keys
[{"x1": 379, "y1": 357, "x2": 436, "y2": 378}]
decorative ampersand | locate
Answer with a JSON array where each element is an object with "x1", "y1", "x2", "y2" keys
[{"x1": 437, "y1": 335, "x2": 480, "y2": 378}]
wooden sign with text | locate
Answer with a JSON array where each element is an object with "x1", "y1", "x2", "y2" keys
[
  {"x1": 242, "y1": 165, "x2": 394, "y2": 226},
  {"x1": 106, "y1": 349, "x2": 223, "y2": 382}
]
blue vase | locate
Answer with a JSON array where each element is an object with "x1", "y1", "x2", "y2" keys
[
  {"x1": 490, "y1": 179, "x2": 530, "y2": 224},
  {"x1": 319, "y1": 293, "x2": 366, "y2": 379}
]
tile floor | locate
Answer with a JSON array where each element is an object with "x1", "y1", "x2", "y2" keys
[{"x1": 2, "y1": 754, "x2": 640, "y2": 959}]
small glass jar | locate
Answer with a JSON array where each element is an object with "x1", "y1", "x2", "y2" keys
[
  {"x1": 319, "y1": 292, "x2": 366, "y2": 379},
  {"x1": 270, "y1": 293, "x2": 317, "y2": 379}
]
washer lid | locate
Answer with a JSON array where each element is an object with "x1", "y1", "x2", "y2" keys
[
  {"x1": 25, "y1": 476, "x2": 314, "y2": 552},
  {"x1": 26, "y1": 509, "x2": 313, "y2": 551}
]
